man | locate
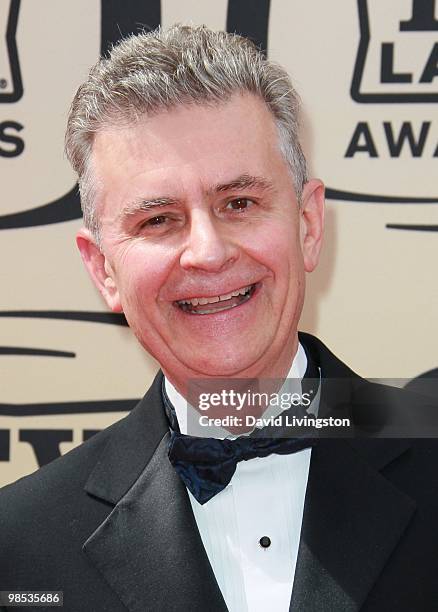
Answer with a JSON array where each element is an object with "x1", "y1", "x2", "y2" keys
[{"x1": 1, "y1": 25, "x2": 437, "y2": 612}]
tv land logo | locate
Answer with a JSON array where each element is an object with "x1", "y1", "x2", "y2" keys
[
  {"x1": 345, "y1": 0, "x2": 438, "y2": 162},
  {"x1": 352, "y1": 0, "x2": 438, "y2": 103},
  {"x1": 0, "y1": 0, "x2": 21, "y2": 104},
  {"x1": 0, "y1": 0, "x2": 23, "y2": 102},
  {"x1": 0, "y1": 0, "x2": 23, "y2": 158}
]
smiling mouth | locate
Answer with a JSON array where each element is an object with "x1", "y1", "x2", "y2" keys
[{"x1": 176, "y1": 284, "x2": 257, "y2": 315}]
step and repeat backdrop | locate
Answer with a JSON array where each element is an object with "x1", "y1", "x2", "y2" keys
[{"x1": 1, "y1": 0, "x2": 437, "y2": 487}]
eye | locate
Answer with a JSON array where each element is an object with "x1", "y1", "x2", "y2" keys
[
  {"x1": 139, "y1": 215, "x2": 170, "y2": 229},
  {"x1": 149, "y1": 215, "x2": 168, "y2": 225},
  {"x1": 225, "y1": 198, "x2": 255, "y2": 212},
  {"x1": 136, "y1": 212, "x2": 184, "y2": 237}
]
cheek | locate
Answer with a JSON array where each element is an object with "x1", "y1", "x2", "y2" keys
[
  {"x1": 243, "y1": 222, "x2": 302, "y2": 276},
  {"x1": 113, "y1": 243, "x2": 176, "y2": 306}
]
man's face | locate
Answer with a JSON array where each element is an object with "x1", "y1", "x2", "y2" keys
[{"x1": 78, "y1": 94, "x2": 324, "y2": 387}]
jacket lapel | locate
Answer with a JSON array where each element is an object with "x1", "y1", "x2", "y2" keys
[
  {"x1": 292, "y1": 334, "x2": 417, "y2": 611},
  {"x1": 82, "y1": 373, "x2": 227, "y2": 612},
  {"x1": 290, "y1": 439, "x2": 415, "y2": 611}
]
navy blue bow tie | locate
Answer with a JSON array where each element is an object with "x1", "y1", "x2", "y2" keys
[{"x1": 167, "y1": 429, "x2": 316, "y2": 504}]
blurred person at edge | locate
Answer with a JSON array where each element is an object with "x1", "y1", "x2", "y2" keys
[{"x1": 1, "y1": 25, "x2": 438, "y2": 612}]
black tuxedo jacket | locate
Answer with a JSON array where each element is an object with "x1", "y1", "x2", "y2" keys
[{"x1": 1, "y1": 333, "x2": 438, "y2": 611}]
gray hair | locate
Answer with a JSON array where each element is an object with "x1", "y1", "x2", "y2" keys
[{"x1": 65, "y1": 24, "x2": 308, "y2": 243}]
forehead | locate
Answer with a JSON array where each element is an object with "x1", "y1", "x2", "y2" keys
[{"x1": 91, "y1": 94, "x2": 290, "y2": 218}]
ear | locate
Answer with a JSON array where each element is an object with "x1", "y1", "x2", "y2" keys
[
  {"x1": 76, "y1": 228, "x2": 123, "y2": 313},
  {"x1": 299, "y1": 179, "x2": 325, "y2": 273}
]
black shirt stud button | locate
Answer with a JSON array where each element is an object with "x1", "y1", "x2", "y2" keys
[{"x1": 259, "y1": 536, "x2": 271, "y2": 548}]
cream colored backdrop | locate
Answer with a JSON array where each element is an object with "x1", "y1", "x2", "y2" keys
[{"x1": 1, "y1": 0, "x2": 437, "y2": 487}]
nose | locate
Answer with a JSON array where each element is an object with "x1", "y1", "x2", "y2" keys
[{"x1": 179, "y1": 209, "x2": 238, "y2": 272}]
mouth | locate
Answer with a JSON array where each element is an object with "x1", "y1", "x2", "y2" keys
[{"x1": 175, "y1": 283, "x2": 257, "y2": 315}]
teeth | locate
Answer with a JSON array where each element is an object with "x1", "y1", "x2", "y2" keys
[
  {"x1": 178, "y1": 285, "x2": 252, "y2": 307},
  {"x1": 198, "y1": 296, "x2": 220, "y2": 305}
]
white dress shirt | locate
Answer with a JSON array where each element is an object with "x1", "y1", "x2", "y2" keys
[{"x1": 164, "y1": 344, "x2": 313, "y2": 612}]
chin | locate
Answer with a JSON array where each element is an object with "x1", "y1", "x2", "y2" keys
[{"x1": 184, "y1": 352, "x2": 261, "y2": 378}]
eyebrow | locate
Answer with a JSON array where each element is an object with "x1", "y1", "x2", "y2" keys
[
  {"x1": 119, "y1": 174, "x2": 275, "y2": 222},
  {"x1": 119, "y1": 197, "x2": 178, "y2": 222},
  {"x1": 211, "y1": 174, "x2": 275, "y2": 194}
]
